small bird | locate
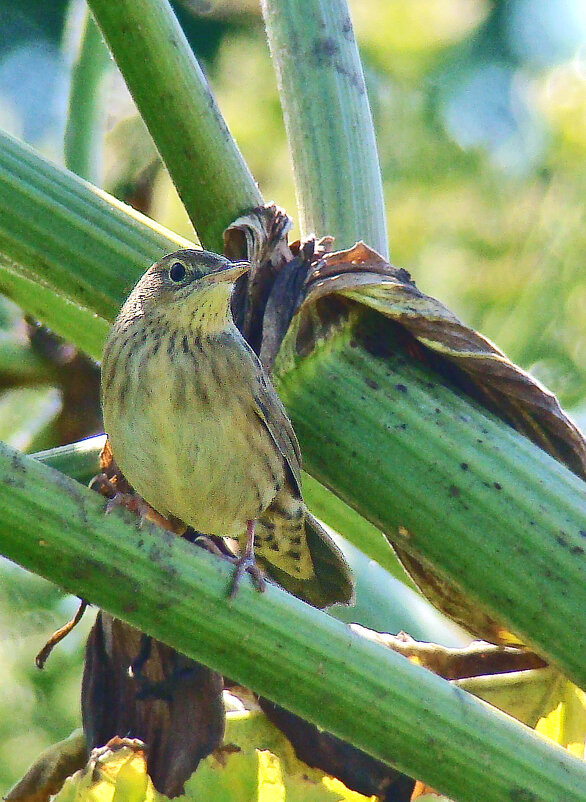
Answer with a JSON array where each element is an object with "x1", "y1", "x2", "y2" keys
[{"x1": 101, "y1": 249, "x2": 354, "y2": 608}]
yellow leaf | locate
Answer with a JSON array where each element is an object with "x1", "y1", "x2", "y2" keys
[
  {"x1": 257, "y1": 750, "x2": 286, "y2": 802},
  {"x1": 186, "y1": 710, "x2": 375, "y2": 801},
  {"x1": 52, "y1": 741, "x2": 154, "y2": 802},
  {"x1": 535, "y1": 681, "x2": 586, "y2": 758}
]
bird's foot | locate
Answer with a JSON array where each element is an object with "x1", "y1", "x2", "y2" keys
[
  {"x1": 229, "y1": 553, "x2": 266, "y2": 598},
  {"x1": 96, "y1": 480, "x2": 170, "y2": 530},
  {"x1": 192, "y1": 534, "x2": 265, "y2": 597},
  {"x1": 229, "y1": 520, "x2": 266, "y2": 598}
]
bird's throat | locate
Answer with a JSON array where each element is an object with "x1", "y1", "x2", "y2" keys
[{"x1": 180, "y1": 284, "x2": 233, "y2": 335}]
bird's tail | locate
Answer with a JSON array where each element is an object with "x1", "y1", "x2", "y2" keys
[{"x1": 259, "y1": 511, "x2": 355, "y2": 608}]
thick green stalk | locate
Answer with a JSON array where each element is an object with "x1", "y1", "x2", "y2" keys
[
  {"x1": 64, "y1": 8, "x2": 111, "y2": 183},
  {"x1": 275, "y1": 317, "x2": 586, "y2": 685},
  {"x1": 33, "y1": 434, "x2": 106, "y2": 484},
  {"x1": 34, "y1": 436, "x2": 445, "y2": 643},
  {"x1": 261, "y1": 0, "x2": 388, "y2": 256},
  {"x1": 0, "y1": 265, "x2": 108, "y2": 363},
  {"x1": 0, "y1": 130, "x2": 189, "y2": 325},
  {"x1": 32, "y1": 433, "x2": 408, "y2": 583},
  {"x1": 86, "y1": 0, "x2": 262, "y2": 251},
  {"x1": 302, "y1": 472, "x2": 415, "y2": 585},
  {"x1": 0, "y1": 442, "x2": 584, "y2": 802}
]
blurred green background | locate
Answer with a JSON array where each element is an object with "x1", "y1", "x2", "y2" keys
[{"x1": 0, "y1": 0, "x2": 584, "y2": 790}]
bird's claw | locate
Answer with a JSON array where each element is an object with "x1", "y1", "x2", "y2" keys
[
  {"x1": 229, "y1": 554, "x2": 266, "y2": 598},
  {"x1": 101, "y1": 488, "x2": 171, "y2": 530},
  {"x1": 194, "y1": 531, "x2": 266, "y2": 598}
]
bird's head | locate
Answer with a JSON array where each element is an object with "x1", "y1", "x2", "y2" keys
[{"x1": 121, "y1": 249, "x2": 249, "y2": 333}]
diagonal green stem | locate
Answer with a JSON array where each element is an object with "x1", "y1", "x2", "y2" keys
[
  {"x1": 86, "y1": 0, "x2": 262, "y2": 251},
  {"x1": 32, "y1": 436, "x2": 461, "y2": 641},
  {"x1": 0, "y1": 130, "x2": 189, "y2": 330},
  {"x1": 275, "y1": 317, "x2": 586, "y2": 684},
  {"x1": 0, "y1": 441, "x2": 585, "y2": 802}
]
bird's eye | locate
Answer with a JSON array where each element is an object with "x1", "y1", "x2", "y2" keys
[{"x1": 169, "y1": 262, "x2": 186, "y2": 282}]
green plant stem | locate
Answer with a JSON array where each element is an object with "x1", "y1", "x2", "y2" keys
[
  {"x1": 87, "y1": 0, "x2": 262, "y2": 251},
  {"x1": 0, "y1": 130, "x2": 189, "y2": 327},
  {"x1": 302, "y1": 472, "x2": 415, "y2": 585},
  {"x1": 0, "y1": 266, "x2": 108, "y2": 362},
  {"x1": 32, "y1": 435, "x2": 410, "y2": 595},
  {"x1": 275, "y1": 316, "x2": 586, "y2": 686},
  {"x1": 261, "y1": 0, "x2": 388, "y2": 256},
  {"x1": 32, "y1": 433, "x2": 408, "y2": 583},
  {"x1": 64, "y1": 8, "x2": 111, "y2": 183},
  {"x1": 33, "y1": 434, "x2": 106, "y2": 485},
  {"x1": 0, "y1": 442, "x2": 584, "y2": 802}
]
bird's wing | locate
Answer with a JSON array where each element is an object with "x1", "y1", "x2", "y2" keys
[
  {"x1": 220, "y1": 329, "x2": 302, "y2": 490},
  {"x1": 251, "y1": 362, "x2": 303, "y2": 493}
]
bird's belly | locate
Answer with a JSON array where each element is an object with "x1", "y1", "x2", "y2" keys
[{"x1": 105, "y1": 348, "x2": 284, "y2": 538}]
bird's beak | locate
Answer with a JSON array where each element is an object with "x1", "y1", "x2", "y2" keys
[{"x1": 208, "y1": 261, "x2": 249, "y2": 283}]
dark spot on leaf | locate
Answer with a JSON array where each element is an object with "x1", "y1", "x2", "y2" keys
[
  {"x1": 493, "y1": 482, "x2": 502, "y2": 490},
  {"x1": 509, "y1": 789, "x2": 538, "y2": 801},
  {"x1": 149, "y1": 545, "x2": 162, "y2": 562},
  {"x1": 4, "y1": 475, "x2": 24, "y2": 488},
  {"x1": 571, "y1": 545, "x2": 584, "y2": 556},
  {"x1": 365, "y1": 377, "x2": 379, "y2": 390},
  {"x1": 460, "y1": 462, "x2": 469, "y2": 471},
  {"x1": 395, "y1": 383, "x2": 407, "y2": 393},
  {"x1": 312, "y1": 36, "x2": 339, "y2": 63},
  {"x1": 11, "y1": 453, "x2": 25, "y2": 473},
  {"x1": 449, "y1": 485, "x2": 460, "y2": 498}
]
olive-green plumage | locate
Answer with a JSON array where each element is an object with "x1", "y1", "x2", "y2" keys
[{"x1": 101, "y1": 249, "x2": 354, "y2": 607}]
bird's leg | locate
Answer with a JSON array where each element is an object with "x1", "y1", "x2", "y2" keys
[
  {"x1": 95, "y1": 476, "x2": 175, "y2": 531},
  {"x1": 229, "y1": 520, "x2": 266, "y2": 598}
]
